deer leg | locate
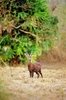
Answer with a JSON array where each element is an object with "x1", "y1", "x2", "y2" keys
[
  {"x1": 36, "y1": 72, "x2": 39, "y2": 78},
  {"x1": 32, "y1": 72, "x2": 34, "y2": 77},
  {"x1": 39, "y1": 70, "x2": 43, "y2": 78},
  {"x1": 30, "y1": 71, "x2": 32, "y2": 77},
  {"x1": 29, "y1": 71, "x2": 34, "y2": 78}
]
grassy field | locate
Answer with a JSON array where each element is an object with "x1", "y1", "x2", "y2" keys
[{"x1": 0, "y1": 62, "x2": 66, "y2": 100}]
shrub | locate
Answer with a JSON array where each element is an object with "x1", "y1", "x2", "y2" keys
[{"x1": 0, "y1": 0, "x2": 58, "y2": 64}]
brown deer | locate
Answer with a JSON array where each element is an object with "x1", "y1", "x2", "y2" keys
[{"x1": 25, "y1": 53, "x2": 43, "y2": 78}]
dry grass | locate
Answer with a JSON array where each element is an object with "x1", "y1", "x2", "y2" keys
[
  {"x1": 0, "y1": 62, "x2": 66, "y2": 100},
  {"x1": 0, "y1": 78, "x2": 9, "y2": 100}
]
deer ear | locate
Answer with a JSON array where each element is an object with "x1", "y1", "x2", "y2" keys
[
  {"x1": 25, "y1": 52, "x2": 29, "y2": 58},
  {"x1": 25, "y1": 52, "x2": 33, "y2": 60}
]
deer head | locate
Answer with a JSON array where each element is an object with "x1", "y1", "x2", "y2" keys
[{"x1": 25, "y1": 52, "x2": 32, "y2": 62}]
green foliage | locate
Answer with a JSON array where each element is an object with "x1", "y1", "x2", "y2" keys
[
  {"x1": 0, "y1": 0, "x2": 58, "y2": 64},
  {"x1": 50, "y1": 16, "x2": 59, "y2": 25}
]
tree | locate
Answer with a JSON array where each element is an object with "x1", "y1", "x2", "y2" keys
[{"x1": 0, "y1": 0, "x2": 58, "y2": 64}]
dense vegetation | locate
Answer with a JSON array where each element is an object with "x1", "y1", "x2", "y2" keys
[{"x1": 0, "y1": 0, "x2": 58, "y2": 65}]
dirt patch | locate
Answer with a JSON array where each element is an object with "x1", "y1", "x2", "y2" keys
[{"x1": 0, "y1": 62, "x2": 66, "y2": 100}]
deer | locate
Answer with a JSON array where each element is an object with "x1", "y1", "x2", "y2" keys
[{"x1": 25, "y1": 53, "x2": 43, "y2": 78}]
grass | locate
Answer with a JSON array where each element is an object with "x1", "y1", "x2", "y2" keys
[{"x1": 0, "y1": 79, "x2": 9, "y2": 100}]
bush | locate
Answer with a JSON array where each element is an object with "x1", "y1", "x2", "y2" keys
[{"x1": 0, "y1": 0, "x2": 58, "y2": 64}]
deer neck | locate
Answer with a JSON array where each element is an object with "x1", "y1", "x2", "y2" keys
[
  {"x1": 28, "y1": 60, "x2": 31, "y2": 65},
  {"x1": 28, "y1": 60, "x2": 32, "y2": 68}
]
